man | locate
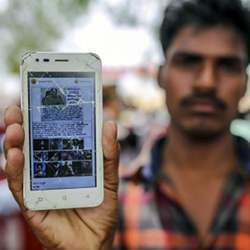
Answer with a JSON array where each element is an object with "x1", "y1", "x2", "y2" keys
[{"x1": 3, "y1": 0, "x2": 250, "y2": 249}]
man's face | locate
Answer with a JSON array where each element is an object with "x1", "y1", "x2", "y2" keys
[{"x1": 159, "y1": 25, "x2": 247, "y2": 139}]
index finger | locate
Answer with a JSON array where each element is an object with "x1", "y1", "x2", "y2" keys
[
  {"x1": 4, "y1": 105, "x2": 23, "y2": 127},
  {"x1": 4, "y1": 105, "x2": 24, "y2": 158}
]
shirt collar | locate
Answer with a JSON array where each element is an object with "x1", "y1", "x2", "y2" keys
[{"x1": 140, "y1": 135, "x2": 250, "y2": 184}]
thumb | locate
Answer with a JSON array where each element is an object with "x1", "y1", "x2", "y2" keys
[{"x1": 102, "y1": 121, "x2": 119, "y2": 192}]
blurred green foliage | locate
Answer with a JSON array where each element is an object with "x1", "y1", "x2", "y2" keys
[
  {"x1": 103, "y1": 0, "x2": 168, "y2": 28},
  {"x1": 0, "y1": 0, "x2": 90, "y2": 74}
]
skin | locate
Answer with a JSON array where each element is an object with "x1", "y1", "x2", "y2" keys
[
  {"x1": 4, "y1": 105, "x2": 119, "y2": 249},
  {"x1": 158, "y1": 25, "x2": 247, "y2": 239}
]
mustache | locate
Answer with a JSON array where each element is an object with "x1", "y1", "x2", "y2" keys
[{"x1": 180, "y1": 92, "x2": 227, "y2": 110}]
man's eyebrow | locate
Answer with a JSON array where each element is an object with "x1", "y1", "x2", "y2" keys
[
  {"x1": 217, "y1": 55, "x2": 247, "y2": 65},
  {"x1": 170, "y1": 51, "x2": 247, "y2": 64},
  {"x1": 171, "y1": 51, "x2": 202, "y2": 58}
]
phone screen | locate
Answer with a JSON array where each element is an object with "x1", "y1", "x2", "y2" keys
[{"x1": 28, "y1": 72, "x2": 96, "y2": 190}]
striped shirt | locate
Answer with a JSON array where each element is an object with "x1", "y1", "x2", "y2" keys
[{"x1": 114, "y1": 136, "x2": 250, "y2": 250}]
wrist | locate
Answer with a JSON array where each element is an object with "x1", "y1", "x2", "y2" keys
[{"x1": 101, "y1": 232, "x2": 115, "y2": 250}]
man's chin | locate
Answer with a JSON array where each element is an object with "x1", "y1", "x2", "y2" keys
[{"x1": 182, "y1": 127, "x2": 228, "y2": 142}]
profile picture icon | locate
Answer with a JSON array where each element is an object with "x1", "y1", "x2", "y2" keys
[
  {"x1": 31, "y1": 79, "x2": 37, "y2": 84},
  {"x1": 41, "y1": 88, "x2": 65, "y2": 106}
]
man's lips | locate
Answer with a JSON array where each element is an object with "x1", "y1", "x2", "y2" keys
[
  {"x1": 187, "y1": 100, "x2": 219, "y2": 114},
  {"x1": 181, "y1": 95, "x2": 227, "y2": 114}
]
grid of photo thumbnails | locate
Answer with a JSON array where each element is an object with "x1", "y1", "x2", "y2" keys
[{"x1": 33, "y1": 138, "x2": 93, "y2": 178}]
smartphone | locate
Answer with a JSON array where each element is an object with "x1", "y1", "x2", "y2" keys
[{"x1": 21, "y1": 52, "x2": 103, "y2": 210}]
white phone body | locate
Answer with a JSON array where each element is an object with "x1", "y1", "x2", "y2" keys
[{"x1": 21, "y1": 52, "x2": 103, "y2": 210}]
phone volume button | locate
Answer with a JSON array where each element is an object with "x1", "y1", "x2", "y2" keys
[{"x1": 20, "y1": 92, "x2": 23, "y2": 111}]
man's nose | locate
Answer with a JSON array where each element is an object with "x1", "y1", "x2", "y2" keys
[{"x1": 193, "y1": 62, "x2": 217, "y2": 92}]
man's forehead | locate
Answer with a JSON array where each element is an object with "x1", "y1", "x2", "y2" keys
[{"x1": 166, "y1": 25, "x2": 247, "y2": 60}]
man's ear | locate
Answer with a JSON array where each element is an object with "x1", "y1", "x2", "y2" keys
[
  {"x1": 241, "y1": 72, "x2": 248, "y2": 98},
  {"x1": 157, "y1": 65, "x2": 164, "y2": 89}
]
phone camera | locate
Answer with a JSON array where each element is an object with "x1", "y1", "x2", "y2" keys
[{"x1": 35, "y1": 58, "x2": 39, "y2": 62}]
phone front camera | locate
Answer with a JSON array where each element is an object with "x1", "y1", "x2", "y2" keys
[{"x1": 36, "y1": 58, "x2": 39, "y2": 62}]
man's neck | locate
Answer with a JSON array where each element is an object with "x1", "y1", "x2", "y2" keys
[{"x1": 163, "y1": 124, "x2": 237, "y2": 179}]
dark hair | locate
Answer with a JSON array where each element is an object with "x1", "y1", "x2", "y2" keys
[{"x1": 160, "y1": 0, "x2": 250, "y2": 63}]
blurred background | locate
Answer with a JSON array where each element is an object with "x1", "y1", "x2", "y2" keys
[{"x1": 0, "y1": 0, "x2": 249, "y2": 249}]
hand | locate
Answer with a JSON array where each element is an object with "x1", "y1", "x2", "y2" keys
[{"x1": 4, "y1": 105, "x2": 119, "y2": 250}]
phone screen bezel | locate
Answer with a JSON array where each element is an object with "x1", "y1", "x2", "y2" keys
[{"x1": 21, "y1": 53, "x2": 103, "y2": 210}]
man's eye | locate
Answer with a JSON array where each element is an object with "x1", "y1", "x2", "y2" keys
[
  {"x1": 218, "y1": 59, "x2": 244, "y2": 73},
  {"x1": 173, "y1": 55, "x2": 200, "y2": 67}
]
